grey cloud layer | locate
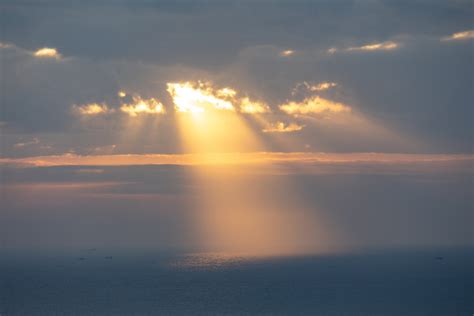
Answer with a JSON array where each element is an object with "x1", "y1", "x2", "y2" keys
[{"x1": 1, "y1": 0, "x2": 472, "y2": 156}]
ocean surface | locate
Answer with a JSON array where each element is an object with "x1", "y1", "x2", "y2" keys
[{"x1": 1, "y1": 248, "x2": 472, "y2": 315}]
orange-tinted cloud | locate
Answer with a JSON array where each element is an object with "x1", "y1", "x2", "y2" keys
[
  {"x1": 279, "y1": 49, "x2": 295, "y2": 57},
  {"x1": 1, "y1": 152, "x2": 471, "y2": 169},
  {"x1": 279, "y1": 96, "x2": 351, "y2": 115},
  {"x1": 262, "y1": 122, "x2": 304, "y2": 133},
  {"x1": 120, "y1": 96, "x2": 165, "y2": 116},
  {"x1": 347, "y1": 41, "x2": 398, "y2": 52},
  {"x1": 72, "y1": 103, "x2": 113, "y2": 116},
  {"x1": 441, "y1": 30, "x2": 474, "y2": 41},
  {"x1": 33, "y1": 47, "x2": 62, "y2": 59}
]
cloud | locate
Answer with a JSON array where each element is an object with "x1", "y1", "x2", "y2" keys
[
  {"x1": 89, "y1": 144, "x2": 117, "y2": 155},
  {"x1": 72, "y1": 103, "x2": 113, "y2": 116},
  {"x1": 328, "y1": 41, "x2": 399, "y2": 54},
  {"x1": 239, "y1": 97, "x2": 271, "y2": 114},
  {"x1": 1, "y1": 152, "x2": 471, "y2": 173},
  {"x1": 74, "y1": 168, "x2": 105, "y2": 174},
  {"x1": 279, "y1": 96, "x2": 351, "y2": 115},
  {"x1": 292, "y1": 81, "x2": 337, "y2": 96},
  {"x1": 72, "y1": 94, "x2": 165, "y2": 117},
  {"x1": 279, "y1": 50, "x2": 295, "y2": 57},
  {"x1": 0, "y1": 42, "x2": 13, "y2": 49},
  {"x1": 166, "y1": 81, "x2": 270, "y2": 114},
  {"x1": 347, "y1": 41, "x2": 399, "y2": 52},
  {"x1": 262, "y1": 122, "x2": 305, "y2": 133},
  {"x1": 14, "y1": 137, "x2": 40, "y2": 148},
  {"x1": 1, "y1": 1, "x2": 472, "y2": 154},
  {"x1": 167, "y1": 81, "x2": 235, "y2": 113},
  {"x1": 33, "y1": 47, "x2": 62, "y2": 59},
  {"x1": 441, "y1": 30, "x2": 474, "y2": 41},
  {"x1": 309, "y1": 82, "x2": 337, "y2": 91},
  {"x1": 120, "y1": 96, "x2": 165, "y2": 116}
]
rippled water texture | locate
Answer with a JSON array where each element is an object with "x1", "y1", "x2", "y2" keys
[{"x1": 1, "y1": 249, "x2": 472, "y2": 315}]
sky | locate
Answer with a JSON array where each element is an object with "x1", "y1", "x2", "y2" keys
[{"x1": 0, "y1": 0, "x2": 473, "y2": 255}]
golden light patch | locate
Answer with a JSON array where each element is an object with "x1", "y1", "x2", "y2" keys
[
  {"x1": 310, "y1": 82, "x2": 337, "y2": 91},
  {"x1": 292, "y1": 81, "x2": 338, "y2": 95},
  {"x1": 167, "y1": 81, "x2": 271, "y2": 116},
  {"x1": 0, "y1": 42, "x2": 12, "y2": 49},
  {"x1": 262, "y1": 122, "x2": 305, "y2": 133},
  {"x1": 73, "y1": 103, "x2": 112, "y2": 115},
  {"x1": 167, "y1": 82, "x2": 235, "y2": 113},
  {"x1": 347, "y1": 41, "x2": 398, "y2": 52},
  {"x1": 442, "y1": 30, "x2": 474, "y2": 41},
  {"x1": 1, "y1": 152, "x2": 472, "y2": 168},
  {"x1": 280, "y1": 50, "x2": 295, "y2": 57},
  {"x1": 279, "y1": 96, "x2": 351, "y2": 115},
  {"x1": 217, "y1": 87, "x2": 237, "y2": 98},
  {"x1": 239, "y1": 97, "x2": 271, "y2": 114},
  {"x1": 120, "y1": 96, "x2": 165, "y2": 116},
  {"x1": 33, "y1": 47, "x2": 61, "y2": 59},
  {"x1": 118, "y1": 91, "x2": 127, "y2": 98}
]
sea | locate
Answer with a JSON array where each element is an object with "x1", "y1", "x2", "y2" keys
[{"x1": 1, "y1": 248, "x2": 472, "y2": 315}]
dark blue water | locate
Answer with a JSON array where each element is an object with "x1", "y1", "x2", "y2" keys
[{"x1": 1, "y1": 249, "x2": 472, "y2": 315}]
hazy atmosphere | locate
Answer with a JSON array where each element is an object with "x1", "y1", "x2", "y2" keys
[{"x1": 1, "y1": 1, "x2": 473, "y2": 315}]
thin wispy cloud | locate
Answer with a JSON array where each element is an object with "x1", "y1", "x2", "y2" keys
[
  {"x1": 1, "y1": 152, "x2": 471, "y2": 170},
  {"x1": 279, "y1": 50, "x2": 295, "y2": 57},
  {"x1": 441, "y1": 30, "x2": 474, "y2": 41},
  {"x1": 292, "y1": 82, "x2": 338, "y2": 96},
  {"x1": 262, "y1": 122, "x2": 305, "y2": 133},
  {"x1": 279, "y1": 96, "x2": 351, "y2": 115},
  {"x1": 329, "y1": 41, "x2": 399, "y2": 54},
  {"x1": 0, "y1": 42, "x2": 13, "y2": 49},
  {"x1": 73, "y1": 103, "x2": 113, "y2": 116},
  {"x1": 347, "y1": 41, "x2": 398, "y2": 52},
  {"x1": 14, "y1": 138, "x2": 40, "y2": 148}
]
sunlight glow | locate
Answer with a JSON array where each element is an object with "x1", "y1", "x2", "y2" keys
[
  {"x1": 73, "y1": 103, "x2": 112, "y2": 115},
  {"x1": 262, "y1": 121, "x2": 305, "y2": 133},
  {"x1": 239, "y1": 97, "x2": 271, "y2": 114},
  {"x1": 280, "y1": 49, "x2": 295, "y2": 57},
  {"x1": 310, "y1": 82, "x2": 337, "y2": 91},
  {"x1": 0, "y1": 42, "x2": 12, "y2": 49},
  {"x1": 442, "y1": 30, "x2": 474, "y2": 41},
  {"x1": 33, "y1": 47, "x2": 61, "y2": 59},
  {"x1": 167, "y1": 82, "x2": 235, "y2": 113},
  {"x1": 2, "y1": 152, "x2": 471, "y2": 168},
  {"x1": 120, "y1": 96, "x2": 165, "y2": 116},
  {"x1": 347, "y1": 41, "x2": 398, "y2": 52},
  {"x1": 280, "y1": 96, "x2": 351, "y2": 115}
]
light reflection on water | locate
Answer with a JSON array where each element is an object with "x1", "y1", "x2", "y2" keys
[
  {"x1": 168, "y1": 252, "x2": 266, "y2": 269},
  {"x1": 1, "y1": 249, "x2": 472, "y2": 315}
]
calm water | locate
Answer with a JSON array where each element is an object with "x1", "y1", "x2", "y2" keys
[{"x1": 1, "y1": 249, "x2": 472, "y2": 315}]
